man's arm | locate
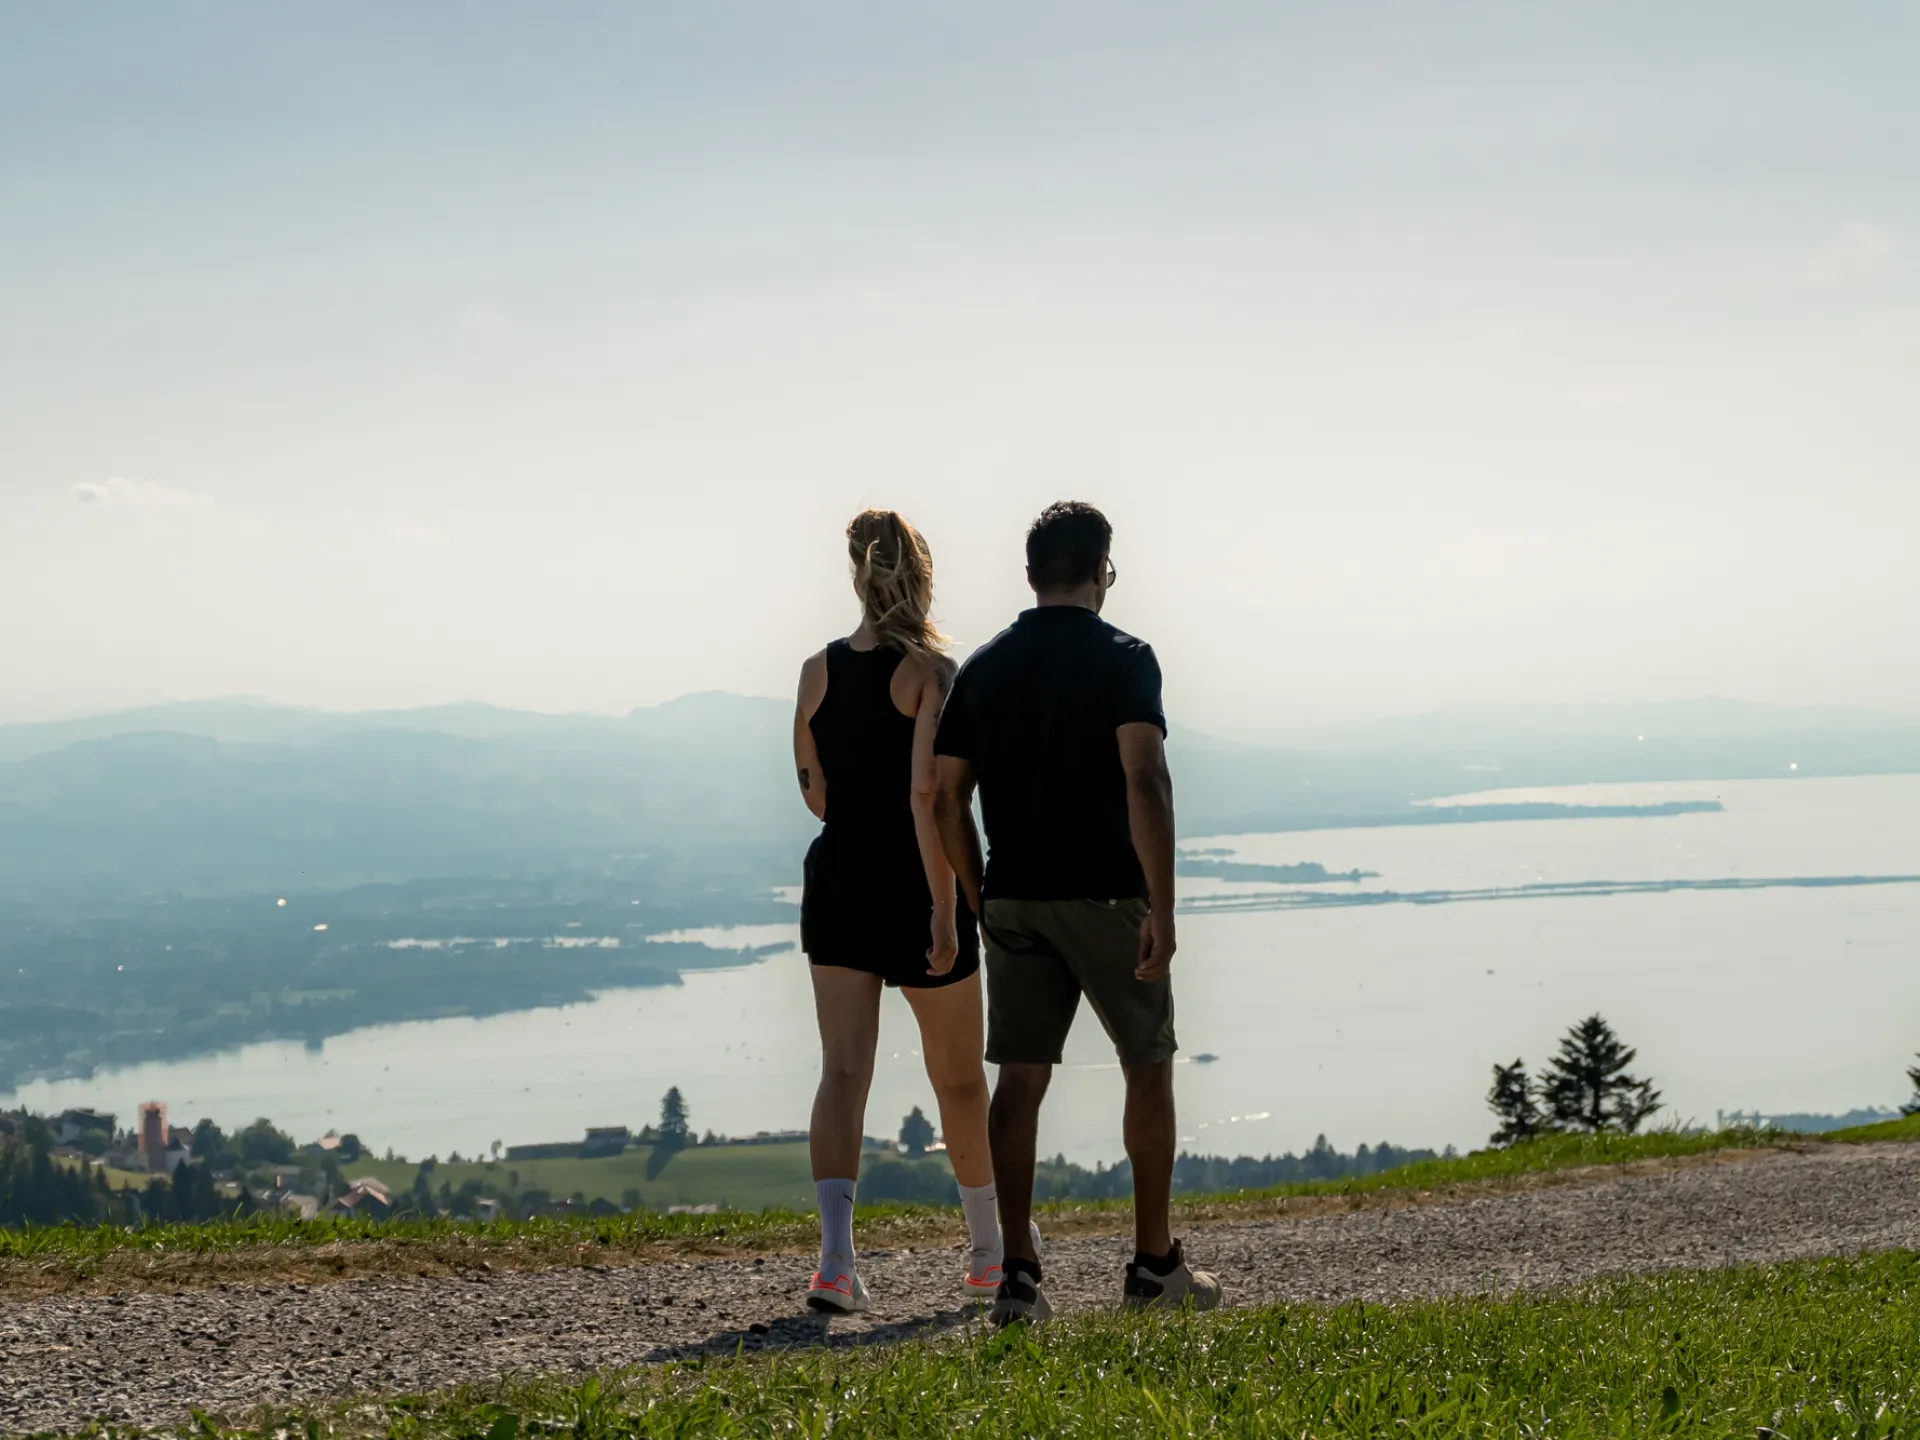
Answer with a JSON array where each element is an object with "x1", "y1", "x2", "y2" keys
[
  {"x1": 932, "y1": 755, "x2": 984, "y2": 916},
  {"x1": 1118, "y1": 722, "x2": 1176, "y2": 981}
]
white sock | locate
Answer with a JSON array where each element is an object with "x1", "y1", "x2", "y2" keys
[
  {"x1": 816, "y1": 1178, "x2": 857, "y2": 1279},
  {"x1": 959, "y1": 1181, "x2": 1002, "y2": 1258}
]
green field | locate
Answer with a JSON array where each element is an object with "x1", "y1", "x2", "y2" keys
[
  {"x1": 353, "y1": 1140, "x2": 843, "y2": 1212},
  {"x1": 155, "y1": 1251, "x2": 1920, "y2": 1438},
  {"x1": 351, "y1": 1123, "x2": 1811, "y2": 1215},
  {"x1": 0, "y1": 1126, "x2": 1826, "y2": 1277},
  {"x1": 52, "y1": 1157, "x2": 158, "y2": 1192}
]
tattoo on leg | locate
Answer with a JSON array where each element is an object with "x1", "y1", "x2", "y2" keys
[{"x1": 799, "y1": 768, "x2": 812, "y2": 790}]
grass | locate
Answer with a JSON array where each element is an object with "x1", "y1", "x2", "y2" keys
[
  {"x1": 0, "y1": 1202, "x2": 837, "y2": 1276},
  {"x1": 336, "y1": 1125, "x2": 1798, "y2": 1222},
  {"x1": 92, "y1": 1251, "x2": 1920, "y2": 1438},
  {"x1": 1830, "y1": 1111, "x2": 1920, "y2": 1143},
  {"x1": 352, "y1": 1141, "x2": 834, "y2": 1213},
  {"x1": 0, "y1": 1126, "x2": 1811, "y2": 1293},
  {"x1": 1077, "y1": 1125, "x2": 1794, "y2": 1219}
]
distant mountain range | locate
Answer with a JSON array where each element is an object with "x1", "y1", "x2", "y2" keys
[
  {"x1": 0, "y1": 691, "x2": 783, "y2": 763},
  {"x1": 0, "y1": 694, "x2": 806, "y2": 898},
  {"x1": 1, "y1": 694, "x2": 1916, "y2": 902}
]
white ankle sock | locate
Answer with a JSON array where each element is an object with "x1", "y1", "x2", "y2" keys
[
  {"x1": 958, "y1": 1181, "x2": 1001, "y2": 1258},
  {"x1": 816, "y1": 1177, "x2": 857, "y2": 1278}
]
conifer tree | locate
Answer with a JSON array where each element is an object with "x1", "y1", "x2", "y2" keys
[
  {"x1": 898, "y1": 1106, "x2": 935, "y2": 1157},
  {"x1": 1487, "y1": 1059, "x2": 1543, "y2": 1146},
  {"x1": 1540, "y1": 1014, "x2": 1663, "y2": 1134},
  {"x1": 658, "y1": 1087, "x2": 691, "y2": 1148},
  {"x1": 409, "y1": 1157, "x2": 438, "y2": 1214},
  {"x1": 1902, "y1": 1055, "x2": 1920, "y2": 1117}
]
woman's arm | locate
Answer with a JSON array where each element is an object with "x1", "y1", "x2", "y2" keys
[
  {"x1": 793, "y1": 651, "x2": 828, "y2": 822},
  {"x1": 908, "y1": 654, "x2": 960, "y2": 974}
]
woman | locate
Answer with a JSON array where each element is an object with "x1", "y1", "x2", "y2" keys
[{"x1": 792, "y1": 510, "x2": 1005, "y2": 1312}]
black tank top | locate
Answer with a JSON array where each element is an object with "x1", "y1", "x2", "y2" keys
[{"x1": 808, "y1": 639, "x2": 921, "y2": 883}]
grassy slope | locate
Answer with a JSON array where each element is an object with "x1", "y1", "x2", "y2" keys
[
  {"x1": 1830, "y1": 1112, "x2": 1920, "y2": 1142},
  {"x1": 1067, "y1": 1127, "x2": 1791, "y2": 1218},
  {"x1": 0, "y1": 1127, "x2": 1801, "y2": 1277},
  {"x1": 159, "y1": 1252, "x2": 1920, "y2": 1439},
  {"x1": 352, "y1": 1126, "x2": 1790, "y2": 1214},
  {"x1": 353, "y1": 1141, "x2": 834, "y2": 1212}
]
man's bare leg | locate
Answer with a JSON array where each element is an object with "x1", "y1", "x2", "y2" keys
[
  {"x1": 989, "y1": 1061, "x2": 1052, "y2": 1264},
  {"x1": 1124, "y1": 1059, "x2": 1176, "y2": 1257}
]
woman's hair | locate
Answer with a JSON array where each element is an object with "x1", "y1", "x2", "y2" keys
[{"x1": 847, "y1": 510, "x2": 946, "y2": 655}]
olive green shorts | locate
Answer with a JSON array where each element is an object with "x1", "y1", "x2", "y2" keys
[{"x1": 981, "y1": 898, "x2": 1177, "y2": 1068}]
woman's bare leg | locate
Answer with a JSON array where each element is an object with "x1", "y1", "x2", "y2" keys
[
  {"x1": 902, "y1": 972, "x2": 992, "y2": 1187},
  {"x1": 808, "y1": 964, "x2": 883, "y2": 1290},
  {"x1": 810, "y1": 964, "x2": 884, "y2": 1180}
]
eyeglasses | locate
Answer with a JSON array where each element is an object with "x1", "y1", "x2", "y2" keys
[{"x1": 1103, "y1": 559, "x2": 1118, "y2": 586}]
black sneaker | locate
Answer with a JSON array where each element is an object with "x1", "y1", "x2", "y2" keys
[
  {"x1": 1123, "y1": 1239, "x2": 1223, "y2": 1312},
  {"x1": 986, "y1": 1256, "x2": 1054, "y2": 1326}
]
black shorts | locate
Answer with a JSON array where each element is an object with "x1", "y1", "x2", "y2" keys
[
  {"x1": 982, "y1": 898, "x2": 1175, "y2": 1066},
  {"x1": 800, "y1": 835, "x2": 981, "y2": 989}
]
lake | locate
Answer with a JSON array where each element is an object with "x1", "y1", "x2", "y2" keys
[{"x1": 7, "y1": 774, "x2": 1917, "y2": 1166}]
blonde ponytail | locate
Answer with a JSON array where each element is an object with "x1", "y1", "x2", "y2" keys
[{"x1": 847, "y1": 510, "x2": 946, "y2": 655}]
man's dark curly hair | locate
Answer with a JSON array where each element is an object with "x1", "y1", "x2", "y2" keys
[{"x1": 1025, "y1": 501, "x2": 1112, "y2": 591}]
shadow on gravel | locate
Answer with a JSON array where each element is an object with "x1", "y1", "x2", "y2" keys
[{"x1": 643, "y1": 1304, "x2": 980, "y2": 1363}]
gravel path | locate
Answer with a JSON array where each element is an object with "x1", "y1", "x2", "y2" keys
[{"x1": 6, "y1": 1144, "x2": 1919, "y2": 1434}]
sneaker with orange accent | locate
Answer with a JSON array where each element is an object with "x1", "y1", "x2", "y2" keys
[
  {"x1": 962, "y1": 1254, "x2": 1003, "y2": 1297},
  {"x1": 806, "y1": 1269, "x2": 870, "y2": 1314},
  {"x1": 962, "y1": 1221, "x2": 1044, "y2": 1299}
]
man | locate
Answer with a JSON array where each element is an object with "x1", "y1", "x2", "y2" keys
[{"x1": 933, "y1": 501, "x2": 1222, "y2": 1324}]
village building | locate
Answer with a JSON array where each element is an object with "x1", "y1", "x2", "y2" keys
[
  {"x1": 324, "y1": 1178, "x2": 395, "y2": 1221},
  {"x1": 580, "y1": 1126, "x2": 630, "y2": 1158}
]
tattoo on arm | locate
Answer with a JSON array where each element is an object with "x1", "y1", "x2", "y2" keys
[{"x1": 798, "y1": 768, "x2": 811, "y2": 791}]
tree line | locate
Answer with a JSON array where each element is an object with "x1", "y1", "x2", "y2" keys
[
  {"x1": 859, "y1": 1132, "x2": 1444, "y2": 1204},
  {"x1": 0, "y1": 1113, "x2": 260, "y2": 1228}
]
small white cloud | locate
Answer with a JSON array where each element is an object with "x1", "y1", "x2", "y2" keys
[
  {"x1": 72, "y1": 477, "x2": 215, "y2": 510},
  {"x1": 1808, "y1": 222, "x2": 1894, "y2": 286}
]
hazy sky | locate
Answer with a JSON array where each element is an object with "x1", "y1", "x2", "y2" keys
[{"x1": 2, "y1": 3, "x2": 1915, "y2": 730}]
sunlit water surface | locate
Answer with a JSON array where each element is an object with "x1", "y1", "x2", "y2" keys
[{"x1": 7, "y1": 775, "x2": 1916, "y2": 1164}]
